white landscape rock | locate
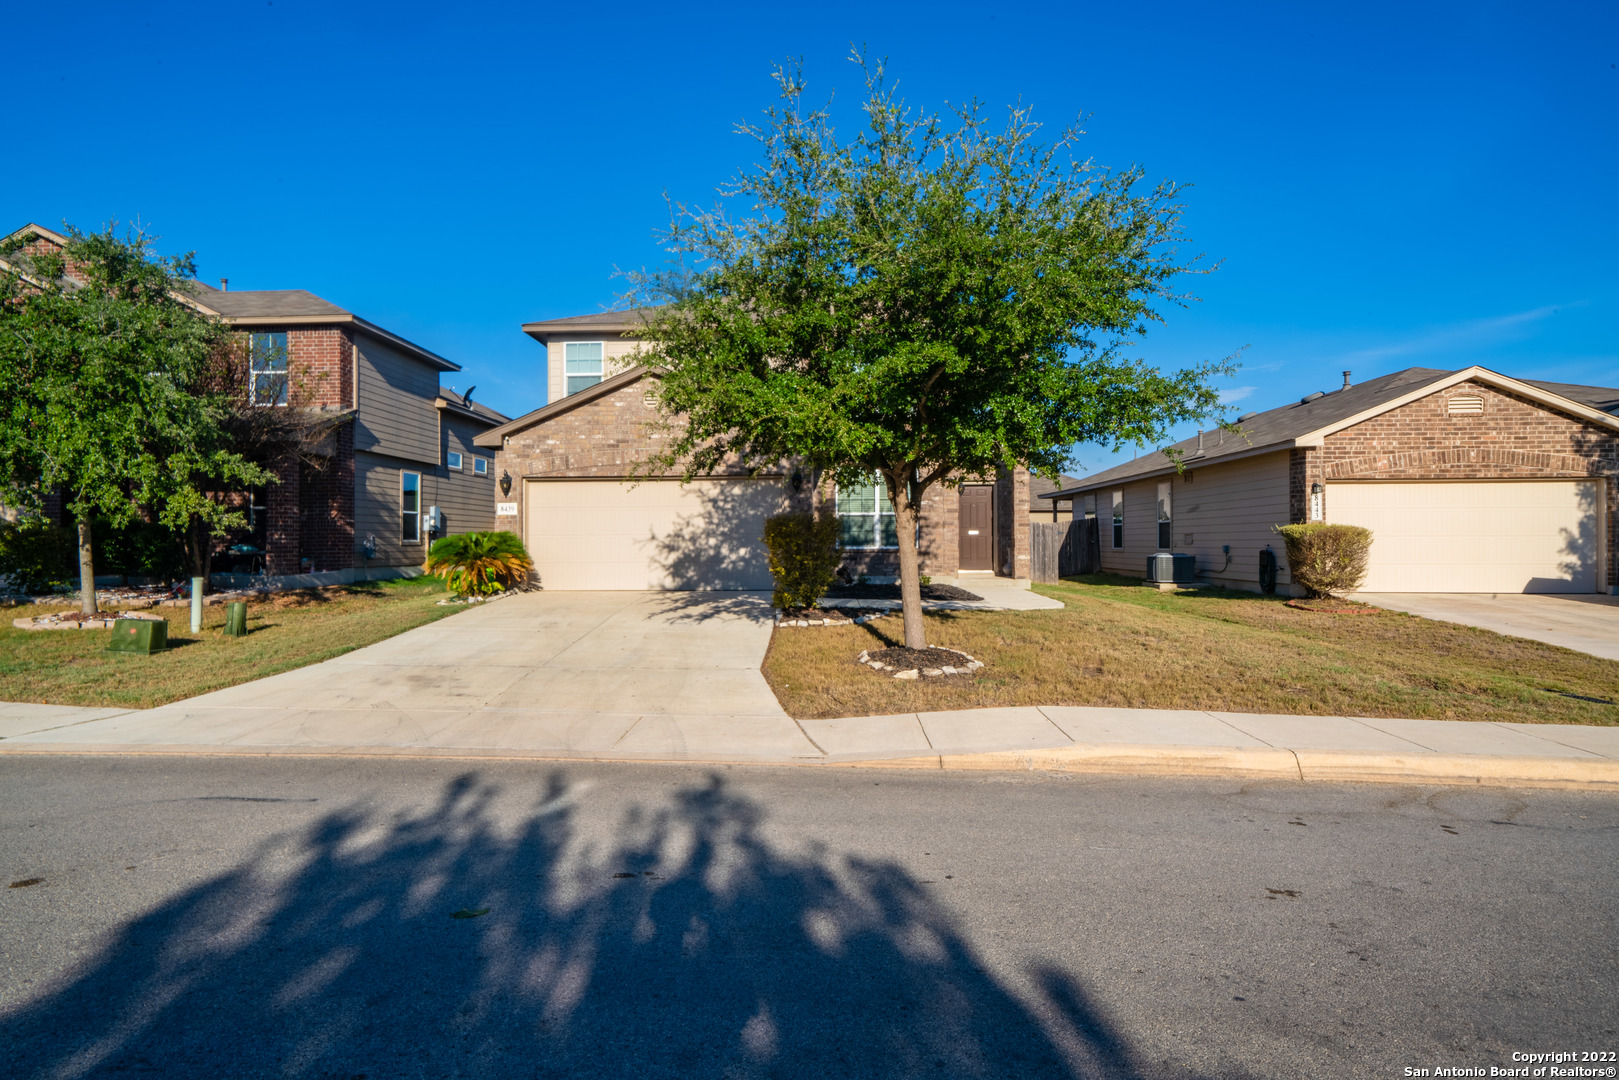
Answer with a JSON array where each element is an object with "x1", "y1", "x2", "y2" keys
[{"x1": 894, "y1": 669, "x2": 920, "y2": 680}]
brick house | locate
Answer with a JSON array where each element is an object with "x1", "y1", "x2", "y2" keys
[
  {"x1": 1042, "y1": 367, "x2": 1619, "y2": 595},
  {"x1": 3, "y1": 223, "x2": 509, "y2": 585},
  {"x1": 473, "y1": 310, "x2": 1034, "y2": 590}
]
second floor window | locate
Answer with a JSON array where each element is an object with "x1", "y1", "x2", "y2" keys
[
  {"x1": 473, "y1": 457, "x2": 489, "y2": 476},
  {"x1": 249, "y1": 331, "x2": 289, "y2": 406},
  {"x1": 837, "y1": 474, "x2": 898, "y2": 549},
  {"x1": 446, "y1": 451, "x2": 463, "y2": 471},
  {"x1": 565, "y1": 342, "x2": 603, "y2": 395}
]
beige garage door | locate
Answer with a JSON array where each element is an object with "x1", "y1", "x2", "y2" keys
[
  {"x1": 524, "y1": 478, "x2": 787, "y2": 590},
  {"x1": 1327, "y1": 480, "x2": 1601, "y2": 593}
]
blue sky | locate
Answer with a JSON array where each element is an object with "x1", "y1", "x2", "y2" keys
[{"x1": 5, "y1": 0, "x2": 1614, "y2": 477}]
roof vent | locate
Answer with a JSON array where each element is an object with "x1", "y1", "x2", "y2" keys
[
  {"x1": 1237, "y1": 411, "x2": 1259, "y2": 423},
  {"x1": 1447, "y1": 394, "x2": 1484, "y2": 416},
  {"x1": 1342, "y1": 370, "x2": 1352, "y2": 390},
  {"x1": 1300, "y1": 391, "x2": 1326, "y2": 404}
]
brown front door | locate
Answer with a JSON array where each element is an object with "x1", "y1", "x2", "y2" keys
[{"x1": 958, "y1": 486, "x2": 994, "y2": 570}]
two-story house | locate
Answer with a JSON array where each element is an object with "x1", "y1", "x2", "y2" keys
[
  {"x1": 5, "y1": 224, "x2": 509, "y2": 586},
  {"x1": 473, "y1": 308, "x2": 1033, "y2": 590}
]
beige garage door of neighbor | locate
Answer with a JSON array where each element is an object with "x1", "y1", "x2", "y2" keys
[
  {"x1": 1327, "y1": 480, "x2": 1601, "y2": 593},
  {"x1": 524, "y1": 478, "x2": 787, "y2": 590}
]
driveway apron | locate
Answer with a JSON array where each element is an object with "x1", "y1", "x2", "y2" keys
[{"x1": 17, "y1": 592, "x2": 821, "y2": 760}]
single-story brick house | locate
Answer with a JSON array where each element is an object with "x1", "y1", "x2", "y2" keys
[
  {"x1": 1041, "y1": 366, "x2": 1619, "y2": 595},
  {"x1": 2, "y1": 223, "x2": 508, "y2": 586},
  {"x1": 474, "y1": 310, "x2": 1034, "y2": 590}
]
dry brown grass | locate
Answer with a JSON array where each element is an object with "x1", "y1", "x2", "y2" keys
[
  {"x1": 762, "y1": 575, "x2": 1619, "y2": 725},
  {"x1": 1, "y1": 577, "x2": 462, "y2": 709}
]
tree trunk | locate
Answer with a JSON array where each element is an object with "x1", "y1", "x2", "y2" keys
[
  {"x1": 76, "y1": 517, "x2": 98, "y2": 615},
  {"x1": 886, "y1": 470, "x2": 928, "y2": 650}
]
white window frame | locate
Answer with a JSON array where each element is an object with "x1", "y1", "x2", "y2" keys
[
  {"x1": 1156, "y1": 481, "x2": 1173, "y2": 551},
  {"x1": 564, "y1": 341, "x2": 604, "y2": 396},
  {"x1": 446, "y1": 450, "x2": 463, "y2": 471},
  {"x1": 837, "y1": 473, "x2": 899, "y2": 550},
  {"x1": 1111, "y1": 491, "x2": 1124, "y2": 549},
  {"x1": 248, "y1": 331, "x2": 289, "y2": 407},
  {"x1": 402, "y1": 472, "x2": 421, "y2": 543},
  {"x1": 473, "y1": 457, "x2": 489, "y2": 476}
]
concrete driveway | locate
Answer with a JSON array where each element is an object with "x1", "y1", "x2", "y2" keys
[
  {"x1": 22, "y1": 592, "x2": 822, "y2": 759},
  {"x1": 1353, "y1": 592, "x2": 1619, "y2": 661}
]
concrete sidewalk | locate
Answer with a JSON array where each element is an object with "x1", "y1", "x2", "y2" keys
[{"x1": 4, "y1": 698, "x2": 1616, "y2": 789}]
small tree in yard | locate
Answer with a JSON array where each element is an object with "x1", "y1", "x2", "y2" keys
[
  {"x1": 425, "y1": 531, "x2": 535, "y2": 598},
  {"x1": 0, "y1": 224, "x2": 271, "y2": 614},
  {"x1": 629, "y1": 55, "x2": 1232, "y2": 649}
]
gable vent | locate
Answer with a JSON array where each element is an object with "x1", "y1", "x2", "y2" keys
[{"x1": 1447, "y1": 394, "x2": 1485, "y2": 416}]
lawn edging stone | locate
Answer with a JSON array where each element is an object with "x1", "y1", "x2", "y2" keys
[{"x1": 859, "y1": 646, "x2": 983, "y2": 680}]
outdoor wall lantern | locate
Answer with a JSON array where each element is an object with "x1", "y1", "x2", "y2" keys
[
  {"x1": 1309, "y1": 481, "x2": 1324, "y2": 522},
  {"x1": 790, "y1": 469, "x2": 804, "y2": 492},
  {"x1": 499, "y1": 471, "x2": 512, "y2": 497}
]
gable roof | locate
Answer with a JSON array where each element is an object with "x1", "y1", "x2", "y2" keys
[
  {"x1": 1042, "y1": 365, "x2": 1619, "y2": 500},
  {"x1": 521, "y1": 307, "x2": 664, "y2": 341},
  {"x1": 473, "y1": 365, "x2": 653, "y2": 448}
]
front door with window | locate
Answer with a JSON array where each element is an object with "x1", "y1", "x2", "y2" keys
[{"x1": 958, "y1": 486, "x2": 994, "y2": 570}]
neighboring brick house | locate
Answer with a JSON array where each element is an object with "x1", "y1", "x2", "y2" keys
[
  {"x1": 3, "y1": 223, "x2": 509, "y2": 585},
  {"x1": 1042, "y1": 367, "x2": 1619, "y2": 595},
  {"x1": 474, "y1": 310, "x2": 1034, "y2": 590}
]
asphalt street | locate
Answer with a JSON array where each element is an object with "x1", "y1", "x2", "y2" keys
[{"x1": 2, "y1": 756, "x2": 1615, "y2": 1079}]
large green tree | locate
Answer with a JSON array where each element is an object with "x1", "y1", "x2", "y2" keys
[
  {"x1": 0, "y1": 224, "x2": 271, "y2": 613},
  {"x1": 630, "y1": 56, "x2": 1234, "y2": 648}
]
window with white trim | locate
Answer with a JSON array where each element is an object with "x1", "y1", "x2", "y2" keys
[
  {"x1": 446, "y1": 451, "x2": 463, "y2": 471},
  {"x1": 249, "y1": 331, "x2": 289, "y2": 406},
  {"x1": 837, "y1": 474, "x2": 898, "y2": 549},
  {"x1": 1156, "y1": 482, "x2": 1172, "y2": 550},
  {"x1": 564, "y1": 341, "x2": 604, "y2": 395},
  {"x1": 402, "y1": 472, "x2": 421, "y2": 542},
  {"x1": 1111, "y1": 491, "x2": 1124, "y2": 548},
  {"x1": 473, "y1": 457, "x2": 489, "y2": 476}
]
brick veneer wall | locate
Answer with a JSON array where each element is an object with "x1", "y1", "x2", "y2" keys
[
  {"x1": 1287, "y1": 448, "x2": 1323, "y2": 525},
  {"x1": 287, "y1": 328, "x2": 354, "y2": 408},
  {"x1": 298, "y1": 421, "x2": 356, "y2": 572},
  {"x1": 257, "y1": 326, "x2": 358, "y2": 573},
  {"x1": 1323, "y1": 381, "x2": 1619, "y2": 588},
  {"x1": 492, "y1": 373, "x2": 1034, "y2": 579},
  {"x1": 265, "y1": 454, "x2": 301, "y2": 576}
]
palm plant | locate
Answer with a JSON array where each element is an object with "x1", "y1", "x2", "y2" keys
[{"x1": 424, "y1": 531, "x2": 535, "y2": 597}]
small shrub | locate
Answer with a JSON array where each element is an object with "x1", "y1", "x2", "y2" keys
[
  {"x1": 1275, "y1": 523, "x2": 1373, "y2": 598},
  {"x1": 0, "y1": 519, "x2": 76, "y2": 594},
  {"x1": 761, "y1": 511, "x2": 842, "y2": 610},
  {"x1": 425, "y1": 531, "x2": 535, "y2": 597}
]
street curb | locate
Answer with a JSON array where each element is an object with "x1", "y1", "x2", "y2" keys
[{"x1": 2, "y1": 739, "x2": 1616, "y2": 790}]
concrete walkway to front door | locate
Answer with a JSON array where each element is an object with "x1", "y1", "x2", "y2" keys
[
  {"x1": 1, "y1": 592, "x2": 819, "y2": 759},
  {"x1": 1352, "y1": 592, "x2": 1619, "y2": 661}
]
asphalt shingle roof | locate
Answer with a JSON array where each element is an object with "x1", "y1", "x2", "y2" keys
[{"x1": 1042, "y1": 366, "x2": 1619, "y2": 500}]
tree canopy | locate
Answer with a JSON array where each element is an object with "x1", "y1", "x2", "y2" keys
[
  {"x1": 0, "y1": 224, "x2": 271, "y2": 611},
  {"x1": 630, "y1": 56, "x2": 1234, "y2": 647}
]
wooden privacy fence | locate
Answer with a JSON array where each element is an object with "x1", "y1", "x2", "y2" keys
[{"x1": 1028, "y1": 516, "x2": 1101, "y2": 583}]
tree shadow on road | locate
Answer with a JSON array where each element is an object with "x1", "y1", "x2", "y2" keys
[{"x1": 3, "y1": 772, "x2": 1206, "y2": 1079}]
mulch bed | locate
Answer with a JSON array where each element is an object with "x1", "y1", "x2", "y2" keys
[
  {"x1": 776, "y1": 607, "x2": 888, "y2": 627},
  {"x1": 824, "y1": 582, "x2": 984, "y2": 602},
  {"x1": 1285, "y1": 599, "x2": 1382, "y2": 615},
  {"x1": 859, "y1": 646, "x2": 983, "y2": 679}
]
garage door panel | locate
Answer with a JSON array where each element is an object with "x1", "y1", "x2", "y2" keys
[
  {"x1": 1328, "y1": 481, "x2": 1599, "y2": 593},
  {"x1": 526, "y1": 479, "x2": 786, "y2": 590}
]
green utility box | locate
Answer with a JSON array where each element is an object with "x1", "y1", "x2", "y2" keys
[
  {"x1": 224, "y1": 601, "x2": 248, "y2": 637},
  {"x1": 106, "y1": 618, "x2": 168, "y2": 655}
]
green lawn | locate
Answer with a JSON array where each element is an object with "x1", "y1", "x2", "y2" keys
[
  {"x1": 762, "y1": 574, "x2": 1619, "y2": 725},
  {"x1": 1, "y1": 577, "x2": 466, "y2": 709}
]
